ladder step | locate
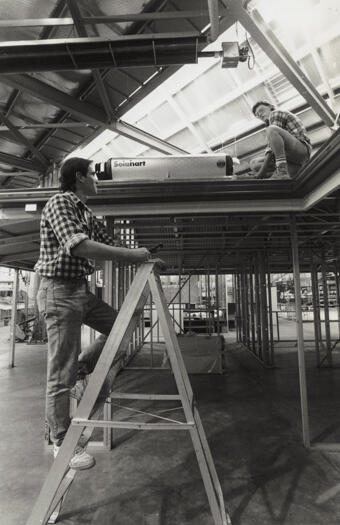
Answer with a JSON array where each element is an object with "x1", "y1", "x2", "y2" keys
[
  {"x1": 110, "y1": 393, "x2": 181, "y2": 400},
  {"x1": 72, "y1": 418, "x2": 195, "y2": 430}
]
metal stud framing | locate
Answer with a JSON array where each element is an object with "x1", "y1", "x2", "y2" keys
[{"x1": 234, "y1": 252, "x2": 275, "y2": 368}]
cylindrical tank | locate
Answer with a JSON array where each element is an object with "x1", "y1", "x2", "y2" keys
[{"x1": 95, "y1": 155, "x2": 233, "y2": 182}]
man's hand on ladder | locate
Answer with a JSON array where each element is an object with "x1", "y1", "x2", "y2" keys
[{"x1": 148, "y1": 243, "x2": 167, "y2": 271}]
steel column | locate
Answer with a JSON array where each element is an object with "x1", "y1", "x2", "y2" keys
[
  {"x1": 290, "y1": 214, "x2": 310, "y2": 448},
  {"x1": 243, "y1": 268, "x2": 250, "y2": 348},
  {"x1": 311, "y1": 258, "x2": 322, "y2": 367},
  {"x1": 266, "y1": 262, "x2": 275, "y2": 366},
  {"x1": 234, "y1": 273, "x2": 241, "y2": 343},
  {"x1": 249, "y1": 269, "x2": 256, "y2": 353},
  {"x1": 335, "y1": 258, "x2": 340, "y2": 342},
  {"x1": 215, "y1": 270, "x2": 220, "y2": 335},
  {"x1": 259, "y1": 251, "x2": 270, "y2": 365},
  {"x1": 254, "y1": 255, "x2": 262, "y2": 359},
  {"x1": 8, "y1": 269, "x2": 19, "y2": 368},
  {"x1": 320, "y1": 256, "x2": 333, "y2": 366}
]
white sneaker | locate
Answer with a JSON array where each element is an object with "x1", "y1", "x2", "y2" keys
[
  {"x1": 53, "y1": 443, "x2": 95, "y2": 470},
  {"x1": 270, "y1": 171, "x2": 291, "y2": 180},
  {"x1": 270, "y1": 163, "x2": 291, "y2": 179}
]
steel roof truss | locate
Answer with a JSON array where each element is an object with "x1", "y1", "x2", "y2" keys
[
  {"x1": 0, "y1": 74, "x2": 187, "y2": 155},
  {"x1": 0, "y1": 151, "x2": 44, "y2": 172},
  {"x1": 0, "y1": 113, "x2": 49, "y2": 167},
  {"x1": 66, "y1": 0, "x2": 114, "y2": 123},
  {"x1": 0, "y1": 10, "x2": 213, "y2": 28}
]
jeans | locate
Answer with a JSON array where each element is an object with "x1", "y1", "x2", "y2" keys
[{"x1": 36, "y1": 276, "x2": 117, "y2": 446}]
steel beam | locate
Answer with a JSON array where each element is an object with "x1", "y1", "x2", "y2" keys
[
  {"x1": 254, "y1": 254, "x2": 262, "y2": 359},
  {"x1": 0, "y1": 11, "x2": 210, "y2": 28},
  {"x1": 303, "y1": 169, "x2": 340, "y2": 210},
  {"x1": 228, "y1": 0, "x2": 336, "y2": 127},
  {"x1": 0, "y1": 113, "x2": 49, "y2": 167},
  {"x1": 320, "y1": 256, "x2": 333, "y2": 366},
  {"x1": 266, "y1": 264, "x2": 274, "y2": 364},
  {"x1": 259, "y1": 251, "x2": 270, "y2": 365},
  {"x1": 0, "y1": 199, "x2": 304, "y2": 221},
  {"x1": 0, "y1": 249, "x2": 38, "y2": 263},
  {"x1": 249, "y1": 269, "x2": 256, "y2": 353},
  {"x1": 0, "y1": 74, "x2": 105, "y2": 123},
  {"x1": 207, "y1": 0, "x2": 219, "y2": 42},
  {"x1": 0, "y1": 171, "x2": 39, "y2": 177},
  {"x1": 0, "y1": 18, "x2": 74, "y2": 27},
  {"x1": 66, "y1": 0, "x2": 113, "y2": 123},
  {"x1": 0, "y1": 122, "x2": 95, "y2": 131},
  {"x1": 113, "y1": 121, "x2": 188, "y2": 154},
  {"x1": 290, "y1": 214, "x2": 310, "y2": 448},
  {"x1": 311, "y1": 256, "x2": 322, "y2": 366},
  {"x1": 0, "y1": 151, "x2": 44, "y2": 172},
  {"x1": 0, "y1": 74, "x2": 187, "y2": 155},
  {"x1": 0, "y1": 232, "x2": 40, "y2": 248},
  {"x1": 8, "y1": 268, "x2": 19, "y2": 368},
  {"x1": 82, "y1": 10, "x2": 210, "y2": 24},
  {"x1": 235, "y1": 272, "x2": 241, "y2": 343}
]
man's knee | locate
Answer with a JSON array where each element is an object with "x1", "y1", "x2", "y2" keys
[{"x1": 266, "y1": 124, "x2": 281, "y2": 137}]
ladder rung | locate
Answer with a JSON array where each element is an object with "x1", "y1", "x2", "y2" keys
[
  {"x1": 110, "y1": 393, "x2": 181, "y2": 400},
  {"x1": 72, "y1": 418, "x2": 195, "y2": 430}
]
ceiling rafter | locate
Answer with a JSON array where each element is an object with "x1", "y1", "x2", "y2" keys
[
  {"x1": 0, "y1": 10, "x2": 214, "y2": 28},
  {"x1": 0, "y1": 73, "x2": 187, "y2": 155},
  {"x1": 0, "y1": 249, "x2": 39, "y2": 263},
  {"x1": 0, "y1": 122, "x2": 96, "y2": 132},
  {"x1": 4, "y1": 89, "x2": 21, "y2": 116},
  {"x1": 0, "y1": 232, "x2": 40, "y2": 248},
  {"x1": 0, "y1": 151, "x2": 45, "y2": 172},
  {"x1": 0, "y1": 113, "x2": 49, "y2": 167},
  {"x1": 66, "y1": 0, "x2": 114, "y2": 123}
]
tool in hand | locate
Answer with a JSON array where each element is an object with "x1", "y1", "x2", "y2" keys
[{"x1": 149, "y1": 243, "x2": 163, "y2": 254}]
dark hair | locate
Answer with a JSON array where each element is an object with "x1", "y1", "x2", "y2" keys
[
  {"x1": 59, "y1": 157, "x2": 92, "y2": 192},
  {"x1": 252, "y1": 101, "x2": 275, "y2": 116}
]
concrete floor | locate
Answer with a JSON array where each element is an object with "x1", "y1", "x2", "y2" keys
[{"x1": 1, "y1": 322, "x2": 340, "y2": 525}]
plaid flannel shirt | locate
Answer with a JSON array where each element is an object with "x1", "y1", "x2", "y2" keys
[
  {"x1": 35, "y1": 191, "x2": 116, "y2": 279},
  {"x1": 265, "y1": 109, "x2": 312, "y2": 157}
]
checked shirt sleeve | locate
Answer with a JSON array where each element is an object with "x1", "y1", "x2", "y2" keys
[
  {"x1": 92, "y1": 217, "x2": 118, "y2": 246},
  {"x1": 46, "y1": 194, "x2": 88, "y2": 255}
]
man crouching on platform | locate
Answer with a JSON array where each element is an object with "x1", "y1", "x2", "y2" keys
[
  {"x1": 34, "y1": 157, "x2": 151, "y2": 470},
  {"x1": 250, "y1": 101, "x2": 312, "y2": 180}
]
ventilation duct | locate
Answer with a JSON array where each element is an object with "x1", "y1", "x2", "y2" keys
[{"x1": 0, "y1": 34, "x2": 207, "y2": 74}]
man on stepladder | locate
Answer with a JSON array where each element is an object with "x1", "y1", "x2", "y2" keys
[
  {"x1": 250, "y1": 100, "x2": 312, "y2": 179},
  {"x1": 35, "y1": 157, "x2": 151, "y2": 470}
]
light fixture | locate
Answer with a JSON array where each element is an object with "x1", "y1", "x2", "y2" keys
[{"x1": 220, "y1": 42, "x2": 250, "y2": 68}]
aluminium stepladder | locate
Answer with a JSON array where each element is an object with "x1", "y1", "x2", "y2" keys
[{"x1": 26, "y1": 261, "x2": 231, "y2": 525}]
